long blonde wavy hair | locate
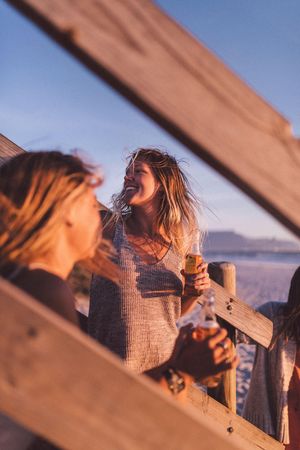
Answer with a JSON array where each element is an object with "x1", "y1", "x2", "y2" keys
[
  {"x1": 112, "y1": 148, "x2": 202, "y2": 256},
  {"x1": 0, "y1": 151, "x2": 117, "y2": 281}
]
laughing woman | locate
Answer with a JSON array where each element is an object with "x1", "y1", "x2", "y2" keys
[{"x1": 88, "y1": 148, "x2": 211, "y2": 373}]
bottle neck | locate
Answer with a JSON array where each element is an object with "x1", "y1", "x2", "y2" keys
[
  {"x1": 199, "y1": 289, "x2": 219, "y2": 328},
  {"x1": 188, "y1": 230, "x2": 201, "y2": 255},
  {"x1": 190, "y1": 241, "x2": 201, "y2": 255}
]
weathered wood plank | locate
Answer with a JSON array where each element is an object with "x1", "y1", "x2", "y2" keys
[
  {"x1": 0, "y1": 278, "x2": 247, "y2": 450},
  {"x1": 6, "y1": 0, "x2": 300, "y2": 237},
  {"x1": 0, "y1": 134, "x2": 24, "y2": 164},
  {"x1": 212, "y1": 279, "x2": 273, "y2": 348},
  {"x1": 187, "y1": 385, "x2": 283, "y2": 450},
  {"x1": 208, "y1": 263, "x2": 237, "y2": 411}
]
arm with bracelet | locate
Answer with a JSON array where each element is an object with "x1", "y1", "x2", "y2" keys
[{"x1": 144, "y1": 324, "x2": 238, "y2": 399}]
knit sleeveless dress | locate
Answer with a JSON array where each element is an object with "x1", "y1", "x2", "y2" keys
[{"x1": 88, "y1": 221, "x2": 183, "y2": 373}]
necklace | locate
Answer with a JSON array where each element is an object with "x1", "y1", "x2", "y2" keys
[
  {"x1": 123, "y1": 217, "x2": 171, "y2": 264},
  {"x1": 132, "y1": 233, "x2": 171, "y2": 264}
]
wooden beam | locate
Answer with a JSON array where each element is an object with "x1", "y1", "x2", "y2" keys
[
  {"x1": 187, "y1": 385, "x2": 283, "y2": 450},
  {"x1": 0, "y1": 134, "x2": 24, "y2": 164},
  {"x1": 6, "y1": 0, "x2": 300, "y2": 238},
  {"x1": 0, "y1": 278, "x2": 247, "y2": 450},
  {"x1": 212, "y1": 279, "x2": 273, "y2": 348}
]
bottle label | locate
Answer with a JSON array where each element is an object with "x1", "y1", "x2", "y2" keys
[
  {"x1": 194, "y1": 323, "x2": 219, "y2": 341},
  {"x1": 185, "y1": 253, "x2": 203, "y2": 274}
]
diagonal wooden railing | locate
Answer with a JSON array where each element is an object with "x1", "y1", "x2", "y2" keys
[
  {"x1": 0, "y1": 277, "x2": 249, "y2": 450},
  {"x1": 0, "y1": 134, "x2": 25, "y2": 164},
  {"x1": 0, "y1": 135, "x2": 283, "y2": 449}
]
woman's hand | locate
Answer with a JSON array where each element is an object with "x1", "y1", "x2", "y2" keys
[
  {"x1": 181, "y1": 262, "x2": 210, "y2": 297},
  {"x1": 170, "y1": 325, "x2": 238, "y2": 381}
]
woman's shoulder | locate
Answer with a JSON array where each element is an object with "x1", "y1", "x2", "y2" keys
[
  {"x1": 256, "y1": 301, "x2": 285, "y2": 320},
  {"x1": 13, "y1": 267, "x2": 68, "y2": 290},
  {"x1": 11, "y1": 268, "x2": 78, "y2": 325}
]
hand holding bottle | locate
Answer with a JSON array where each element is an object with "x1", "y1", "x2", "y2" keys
[
  {"x1": 182, "y1": 230, "x2": 210, "y2": 297},
  {"x1": 170, "y1": 324, "x2": 238, "y2": 383},
  {"x1": 181, "y1": 262, "x2": 210, "y2": 297},
  {"x1": 192, "y1": 288, "x2": 235, "y2": 387}
]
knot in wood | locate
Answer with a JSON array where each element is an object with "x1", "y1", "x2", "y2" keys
[{"x1": 27, "y1": 326, "x2": 38, "y2": 338}]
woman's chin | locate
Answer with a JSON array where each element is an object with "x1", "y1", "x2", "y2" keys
[
  {"x1": 124, "y1": 190, "x2": 139, "y2": 204},
  {"x1": 79, "y1": 246, "x2": 96, "y2": 262}
]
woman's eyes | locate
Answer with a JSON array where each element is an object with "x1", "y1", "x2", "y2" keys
[{"x1": 125, "y1": 168, "x2": 147, "y2": 175}]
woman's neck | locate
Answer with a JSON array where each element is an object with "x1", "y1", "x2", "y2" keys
[
  {"x1": 28, "y1": 257, "x2": 73, "y2": 280},
  {"x1": 28, "y1": 242, "x2": 76, "y2": 280},
  {"x1": 128, "y1": 208, "x2": 161, "y2": 237}
]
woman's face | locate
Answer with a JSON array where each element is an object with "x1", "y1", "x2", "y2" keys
[
  {"x1": 67, "y1": 186, "x2": 101, "y2": 260},
  {"x1": 123, "y1": 161, "x2": 161, "y2": 207}
]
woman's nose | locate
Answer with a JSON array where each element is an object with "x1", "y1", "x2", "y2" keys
[{"x1": 124, "y1": 173, "x2": 134, "y2": 181}]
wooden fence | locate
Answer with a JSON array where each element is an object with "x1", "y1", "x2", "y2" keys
[
  {"x1": 0, "y1": 277, "x2": 248, "y2": 450},
  {"x1": 2, "y1": 0, "x2": 298, "y2": 447}
]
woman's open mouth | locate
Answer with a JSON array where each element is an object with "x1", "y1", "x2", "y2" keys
[{"x1": 125, "y1": 186, "x2": 138, "y2": 193}]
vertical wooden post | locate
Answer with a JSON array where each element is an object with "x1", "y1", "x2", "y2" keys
[{"x1": 207, "y1": 262, "x2": 237, "y2": 413}]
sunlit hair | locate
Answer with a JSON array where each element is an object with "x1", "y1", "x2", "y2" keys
[
  {"x1": 111, "y1": 148, "x2": 202, "y2": 256},
  {"x1": 270, "y1": 266, "x2": 300, "y2": 349},
  {"x1": 0, "y1": 151, "x2": 117, "y2": 282}
]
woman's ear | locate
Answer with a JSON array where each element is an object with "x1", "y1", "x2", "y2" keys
[{"x1": 64, "y1": 201, "x2": 78, "y2": 227}]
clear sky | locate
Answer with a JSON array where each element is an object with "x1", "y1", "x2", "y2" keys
[{"x1": 1, "y1": 1, "x2": 299, "y2": 242}]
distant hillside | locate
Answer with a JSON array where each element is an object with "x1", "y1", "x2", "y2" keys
[{"x1": 204, "y1": 230, "x2": 300, "y2": 253}]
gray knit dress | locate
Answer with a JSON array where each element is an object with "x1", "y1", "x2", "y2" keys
[{"x1": 88, "y1": 221, "x2": 183, "y2": 373}]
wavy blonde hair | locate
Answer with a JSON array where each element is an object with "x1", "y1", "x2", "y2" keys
[
  {"x1": 0, "y1": 151, "x2": 117, "y2": 281},
  {"x1": 112, "y1": 148, "x2": 201, "y2": 256}
]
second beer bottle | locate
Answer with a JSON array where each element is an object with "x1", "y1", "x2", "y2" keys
[{"x1": 193, "y1": 288, "x2": 223, "y2": 388}]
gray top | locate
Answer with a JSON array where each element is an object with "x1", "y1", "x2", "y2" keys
[
  {"x1": 242, "y1": 301, "x2": 296, "y2": 444},
  {"x1": 88, "y1": 221, "x2": 183, "y2": 373}
]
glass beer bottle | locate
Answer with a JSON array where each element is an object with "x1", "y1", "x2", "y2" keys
[
  {"x1": 194, "y1": 288, "x2": 223, "y2": 388},
  {"x1": 183, "y1": 230, "x2": 202, "y2": 296}
]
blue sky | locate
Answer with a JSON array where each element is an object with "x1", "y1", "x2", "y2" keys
[{"x1": 1, "y1": 1, "x2": 299, "y2": 241}]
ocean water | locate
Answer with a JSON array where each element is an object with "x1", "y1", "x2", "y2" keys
[{"x1": 204, "y1": 251, "x2": 300, "y2": 266}]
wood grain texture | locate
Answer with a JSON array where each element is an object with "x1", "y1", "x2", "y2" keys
[
  {"x1": 0, "y1": 277, "x2": 247, "y2": 450},
  {"x1": 0, "y1": 134, "x2": 24, "y2": 164},
  {"x1": 6, "y1": 0, "x2": 300, "y2": 237},
  {"x1": 187, "y1": 385, "x2": 284, "y2": 450},
  {"x1": 212, "y1": 279, "x2": 273, "y2": 348},
  {"x1": 208, "y1": 263, "x2": 237, "y2": 412}
]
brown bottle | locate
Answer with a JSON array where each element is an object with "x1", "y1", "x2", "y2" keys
[
  {"x1": 183, "y1": 230, "x2": 202, "y2": 296},
  {"x1": 194, "y1": 288, "x2": 223, "y2": 388}
]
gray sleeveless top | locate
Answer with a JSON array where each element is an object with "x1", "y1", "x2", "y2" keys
[{"x1": 88, "y1": 221, "x2": 183, "y2": 373}]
